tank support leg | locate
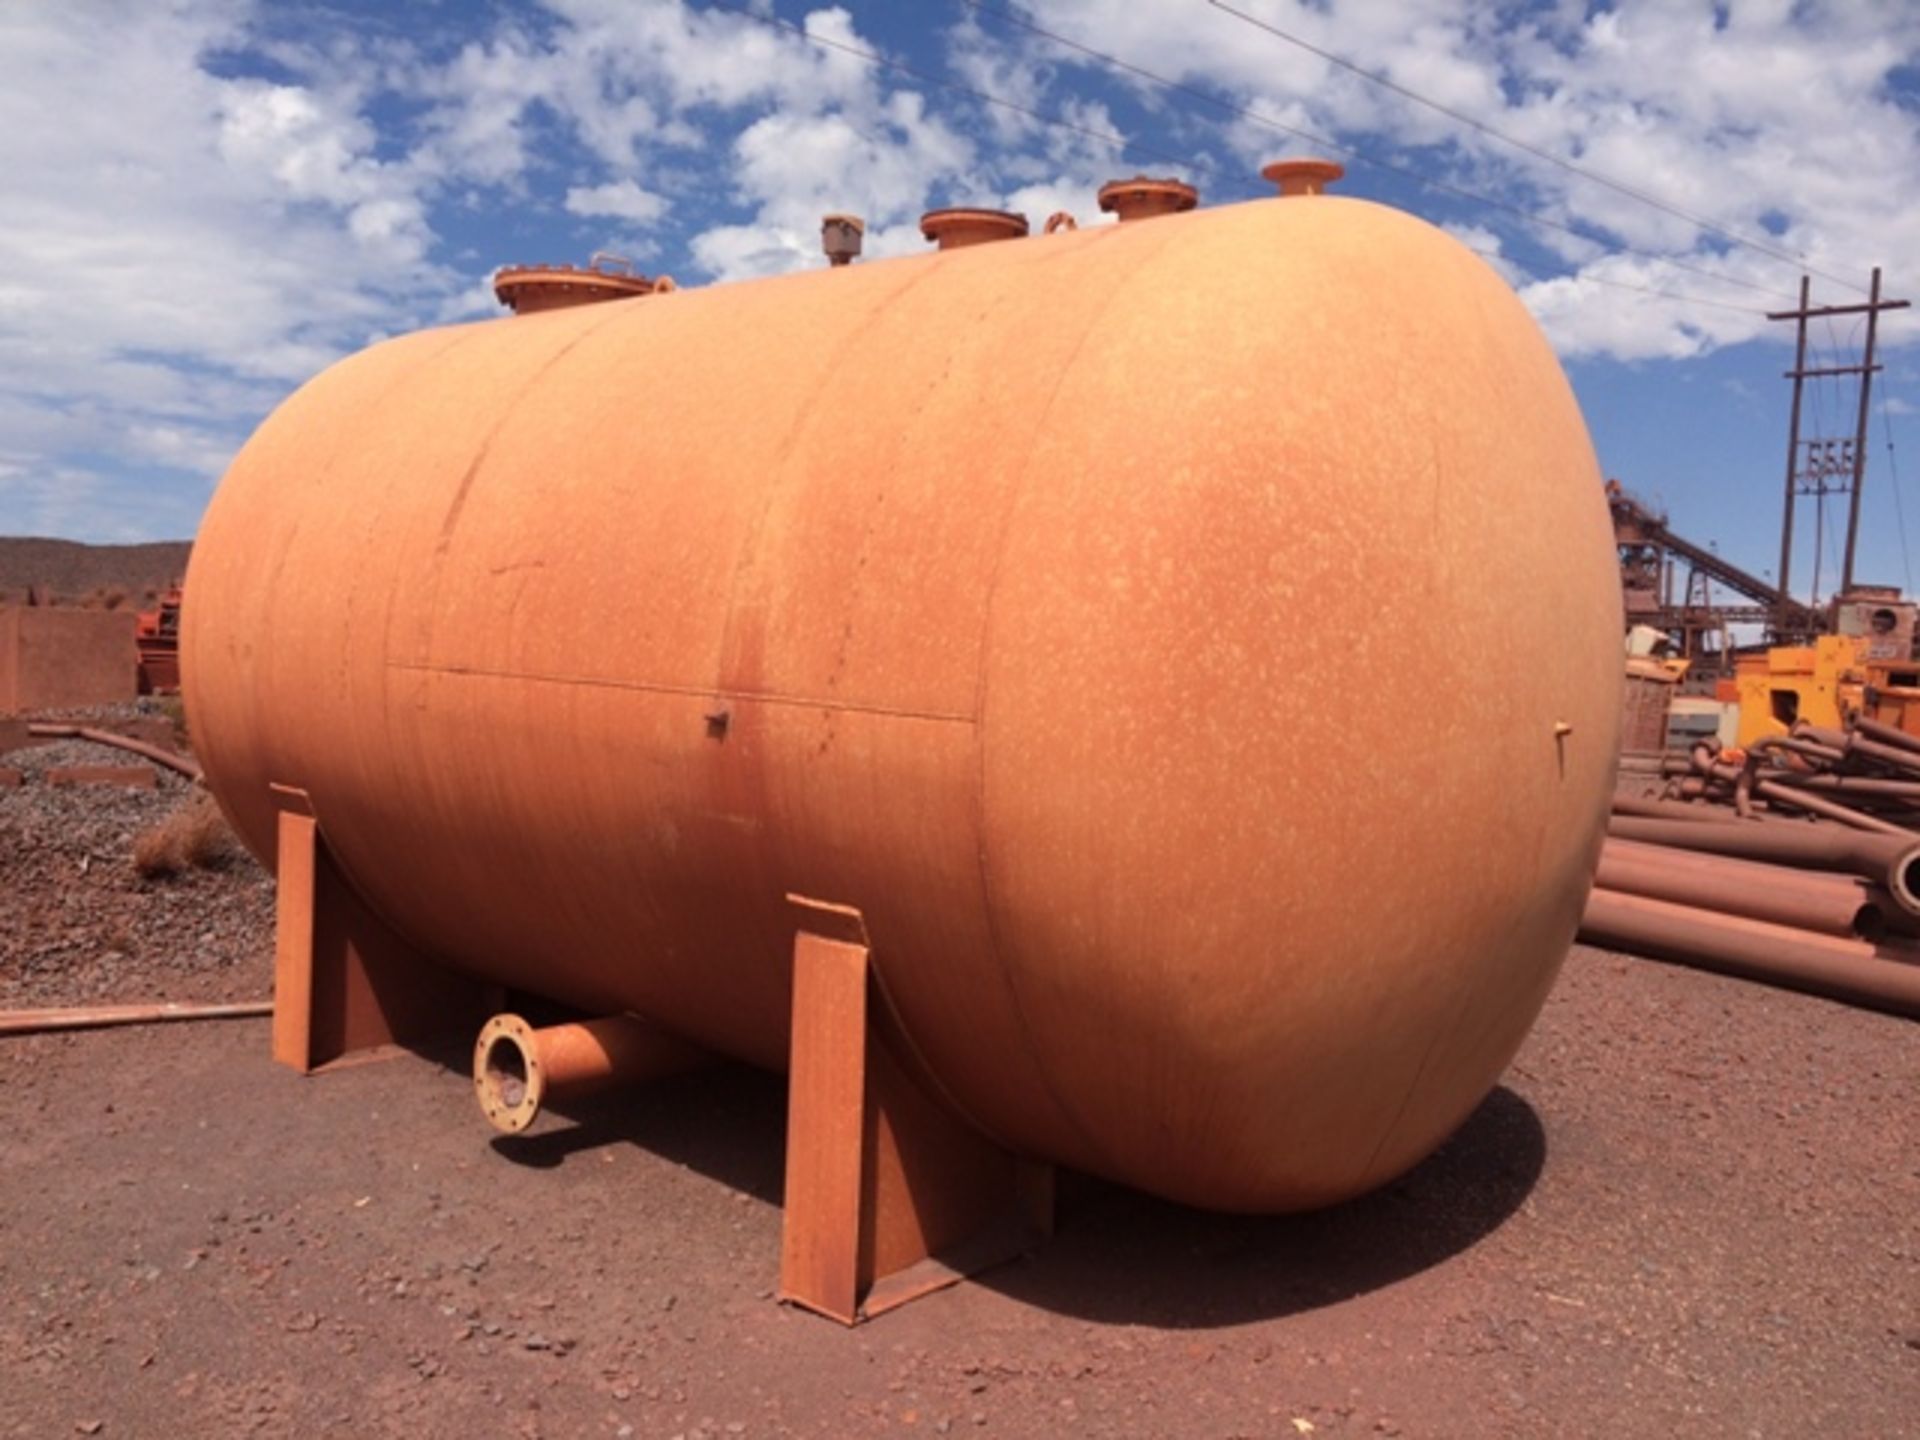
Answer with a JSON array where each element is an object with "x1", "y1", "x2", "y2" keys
[
  {"x1": 778, "y1": 895, "x2": 1053, "y2": 1324},
  {"x1": 270, "y1": 783, "x2": 497, "y2": 1074}
]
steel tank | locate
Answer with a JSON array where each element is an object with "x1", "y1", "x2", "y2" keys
[{"x1": 183, "y1": 188, "x2": 1621, "y2": 1212}]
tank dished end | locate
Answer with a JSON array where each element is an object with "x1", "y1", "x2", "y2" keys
[{"x1": 474, "y1": 1013, "x2": 545, "y2": 1134}]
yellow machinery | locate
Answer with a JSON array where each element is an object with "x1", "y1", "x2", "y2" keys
[
  {"x1": 1864, "y1": 660, "x2": 1920, "y2": 739},
  {"x1": 1735, "y1": 635, "x2": 1869, "y2": 746}
]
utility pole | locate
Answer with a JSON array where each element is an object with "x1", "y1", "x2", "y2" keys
[
  {"x1": 1842, "y1": 268, "x2": 1893, "y2": 594},
  {"x1": 1767, "y1": 269, "x2": 1909, "y2": 638},
  {"x1": 1773, "y1": 276, "x2": 1809, "y2": 641}
]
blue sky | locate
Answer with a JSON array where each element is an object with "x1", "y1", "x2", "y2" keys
[{"x1": 3, "y1": 0, "x2": 1917, "y2": 606}]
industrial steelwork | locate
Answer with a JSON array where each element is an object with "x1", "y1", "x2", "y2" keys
[
  {"x1": 1596, "y1": 699, "x2": 1920, "y2": 1015},
  {"x1": 182, "y1": 167, "x2": 1620, "y2": 1317},
  {"x1": 134, "y1": 585, "x2": 182, "y2": 694},
  {"x1": 1609, "y1": 479, "x2": 1816, "y2": 664},
  {"x1": 1581, "y1": 889, "x2": 1920, "y2": 1020},
  {"x1": 1596, "y1": 838, "x2": 1894, "y2": 941},
  {"x1": 1607, "y1": 815, "x2": 1920, "y2": 916},
  {"x1": 0, "y1": 999, "x2": 273, "y2": 1036},
  {"x1": 1647, "y1": 714, "x2": 1920, "y2": 839}
]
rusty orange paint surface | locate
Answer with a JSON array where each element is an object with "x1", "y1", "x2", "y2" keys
[
  {"x1": 183, "y1": 192, "x2": 1621, "y2": 1211},
  {"x1": 0, "y1": 607, "x2": 138, "y2": 714}
]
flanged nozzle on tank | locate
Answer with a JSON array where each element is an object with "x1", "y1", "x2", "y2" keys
[
  {"x1": 1262, "y1": 157, "x2": 1345, "y2": 197},
  {"x1": 920, "y1": 208, "x2": 1029, "y2": 250},
  {"x1": 822, "y1": 213, "x2": 865, "y2": 267},
  {"x1": 494, "y1": 251, "x2": 664, "y2": 314},
  {"x1": 1097, "y1": 175, "x2": 1198, "y2": 222}
]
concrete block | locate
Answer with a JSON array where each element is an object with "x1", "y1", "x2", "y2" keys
[
  {"x1": 0, "y1": 608, "x2": 139, "y2": 714},
  {"x1": 46, "y1": 764, "x2": 157, "y2": 789}
]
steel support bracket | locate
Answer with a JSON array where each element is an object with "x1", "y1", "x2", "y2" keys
[
  {"x1": 777, "y1": 894, "x2": 1053, "y2": 1324},
  {"x1": 270, "y1": 783, "x2": 496, "y2": 1074}
]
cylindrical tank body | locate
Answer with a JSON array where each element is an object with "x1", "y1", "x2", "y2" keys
[{"x1": 183, "y1": 193, "x2": 1621, "y2": 1212}]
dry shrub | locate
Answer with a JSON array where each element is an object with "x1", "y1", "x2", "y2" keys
[
  {"x1": 134, "y1": 795, "x2": 238, "y2": 879},
  {"x1": 159, "y1": 695, "x2": 190, "y2": 750}
]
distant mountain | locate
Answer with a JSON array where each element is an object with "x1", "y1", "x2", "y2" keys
[{"x1": 0, "y1": 537, "x2": 192, "y2": 607}]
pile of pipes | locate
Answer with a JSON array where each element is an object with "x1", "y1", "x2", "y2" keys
[
  {"x1": 1581, "y1": 717, "x2": 1920, "y2": 1019},
  {"x1": 1638, "y1": 716, "x2": 1920, "y2": 830}
]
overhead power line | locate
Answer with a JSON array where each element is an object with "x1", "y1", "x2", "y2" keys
[
  {"x1": 1882, "y1": 387, "x2": 1915, "y2": 591},
  {"x1": 1575, "y1": 274, "x2": 1768, "y2": 316},
  {"x1": 1454, "y1": 244, "x2": 1769, "y2": 315},
  {"x1": 707, "y1": 0, "x2": 1263, "y2": 199},
  {"x1": 711, "y1": 0, "x2": 1777, "y2": 329},
  {"x1": 1201, "y1": 0, "x2": 1869, "y2": 295},
  {"x1": 955, "y1": 0, "x2": 1792, "y2": 304}
]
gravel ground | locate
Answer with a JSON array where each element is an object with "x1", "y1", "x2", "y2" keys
[
  {"x1": 0, "y1": 729, "x2": 1914, "y2": 1437},
  {"x1": 0, "y1": 704, "x2": 272, "y2": 1010}
]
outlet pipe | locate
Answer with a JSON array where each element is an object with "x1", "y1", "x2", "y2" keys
[{"x1": 474, "y1": 1013, "x2": 707, "y2": 1134}]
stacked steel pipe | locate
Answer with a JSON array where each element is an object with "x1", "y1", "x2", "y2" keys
[{"x1": 1582, "y1": 717, "x2": 1920, "y2": 1019}]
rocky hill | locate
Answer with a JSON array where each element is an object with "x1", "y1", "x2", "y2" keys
[{"x1": 0, "y1": 537, "x2": 192, "y2": 607}]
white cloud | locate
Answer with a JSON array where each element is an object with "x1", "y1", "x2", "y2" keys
[
  {"x1": 1441, "y1": 222, "x2": 1522, "y2": 287},
  {"x1": 688, "y1": 222, "x2": 818, "y2": 283},
  {"x1": 0, "y1": 0, "x2": 458, "y2": 538},
  {"x1": 1009, "y1": 0, "x2": 1920, "y2": 361},
  {"x1": 405, "y1": 2, "x2": 1127, "y2": 284},
  {"x1": 410, "y1": 29, "x2": 554, "y2": 187},
  {"x1": 2, "y1": 0, "x2": 1918, "y2": 544},
  {"x1": 563, "y1": 179, "x2": 670, "y2": 225}
]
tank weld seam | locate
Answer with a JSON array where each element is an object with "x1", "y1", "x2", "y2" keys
[
  {"x1": 864, "y1": 960, "x2": 1022, "y2": 1154},
  {"x1": 1351, "y1": 1018, "x2": 1446, "y2": 1196},
  {"x1": 389, "y1": 662, "x2": 974, "y2": 725},
  {"x1": 416, "y1": 305, "x2": 634, "y2": 666},
  {"x1": 714, "y1": 261, "x2": 946, "y2": 694},
  {"x1": 1347, "y1": 358, "x2": 1468, "y2": 1194},
  {"x1": 967, "y1": 223, "x2": 1196, "y2": 1178},
  {"x1": 267, "y1": 787, "x2": 454, "y2": 978}
]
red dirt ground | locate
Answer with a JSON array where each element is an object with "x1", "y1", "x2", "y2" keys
[
  {"x1": 1, "y1": 952, "x2": 1914, "y2": 1437},
  {"x1": 1, "y1": 735, "x2": 1915, "y2": 1436}
]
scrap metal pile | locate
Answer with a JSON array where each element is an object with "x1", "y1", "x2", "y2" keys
[{"x1": 1583, "y1": 717, "x2": 1920, "y2": 1018}]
